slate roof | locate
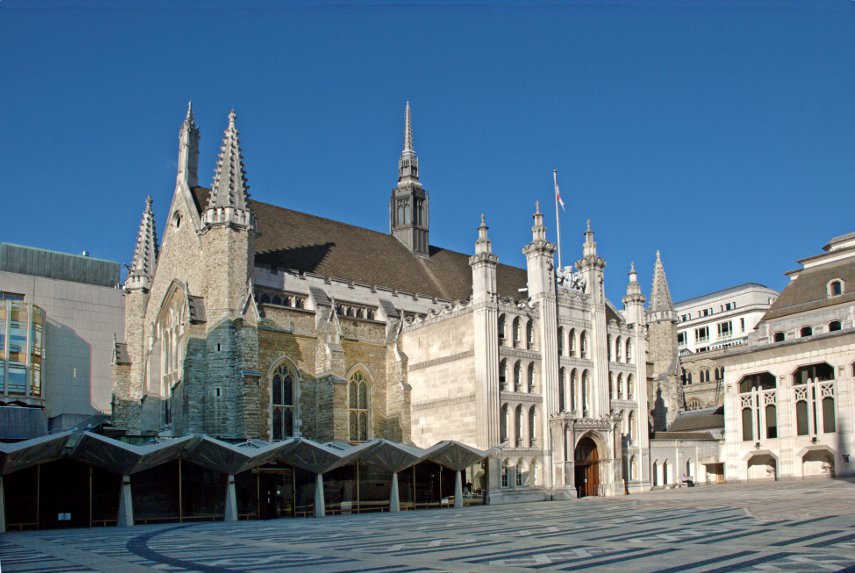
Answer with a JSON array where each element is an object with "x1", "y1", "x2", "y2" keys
[
  {"x1": 668, "y1": 407, "x2": 724, "y2": 432},
  {"x1": 191, "y1": 187, "x2": 528, "y2": 301},
  {"x1": 763, "y1": 258, "x2": 855, "y2": 321}
]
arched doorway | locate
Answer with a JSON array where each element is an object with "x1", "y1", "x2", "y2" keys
[{"x1": 574, "y1": 436, "x2": 600, "y2": 497}]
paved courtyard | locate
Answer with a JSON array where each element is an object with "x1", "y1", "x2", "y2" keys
[{"x1": 4, "y1": 479, "x2": 855, "y2": 572}]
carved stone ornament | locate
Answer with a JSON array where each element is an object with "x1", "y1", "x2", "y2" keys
[{"x1": 556, "y1": 265, "x2": 586, "y2": 293}]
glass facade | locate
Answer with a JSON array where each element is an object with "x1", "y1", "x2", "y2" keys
[{"x1": 0, "y1": 301, "x2": 45, "y2": 400}]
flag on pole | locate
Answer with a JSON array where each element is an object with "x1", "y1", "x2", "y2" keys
[{"x1": 554, "y1": 170, "x2": 565, "y2": 212}]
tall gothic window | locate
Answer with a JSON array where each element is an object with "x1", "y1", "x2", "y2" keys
[
  {"x1": 272, "y1": 362, "x2": 297, "y2": 440},
  {"x1": 626, "y1": 339, "x2": 633, "y2": 364},
  {"x1": 498, "y1": 314, "x2": 506, "y2": 346},
  {"x1": 526, "y1": 320, "x2": 535, "y2": 349},
  {"x1": 558, "y1": 367, "x2": 566, "y2": 411},
  {"x1": 580, "y1": 331, "x2": 588, "y2": 358},
  {"x1": 348, "y1": 370, "x2": 370, "y2": 442},
  {"x1": 569, "y1": 329, "x2": 576, "y2": 356}
]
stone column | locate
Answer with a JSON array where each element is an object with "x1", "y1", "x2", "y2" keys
[
  {"x1": 118, "y1": 474, "x2": 134, "y2": 527},
  {"x1": 454, "y1": 470, "x2": 463, "y2": 508},
  {"x1": 314, "y1": 473, "x2": 326, "y2": 517},
  {"x1": 225, "y1": 474, "x2": 238, "y2": 523},
  {"x1": 390, "y1": 472, "x2": 400, "y2": 512}
]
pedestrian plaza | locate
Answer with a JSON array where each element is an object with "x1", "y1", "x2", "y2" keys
[{"x1": 3, "y1": 479, "x2": 855, "y2": 572}]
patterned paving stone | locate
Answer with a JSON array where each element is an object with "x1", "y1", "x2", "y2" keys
[{"x1": 4, "y1": 480, "x2": 855, "y2": 572}]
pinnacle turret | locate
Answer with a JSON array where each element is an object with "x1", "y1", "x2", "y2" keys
[
  {"x1": 177, "y1": 100, "x2": 201, "y2": 188},
  {"x1": 202, "y1": 110, "x2": 254, "y2": 230},
  {"x1": 474, "y1": 214, "x2": 495, "y2": 257},
  {"x1": 530, "y1": 201, "x2": 547, "y2": 242},
  {"x1": 124, "y1": 196, "x2": 158, "y2": 292},
  {"x1": 583, "y1": 218, "x2": 597, "y2": 257},
  {"x1": 648, "y1": 250, "x2": 676, "y2": 322},
  {"x1": 390, "y1": 102, "x2": 429, "y2": 256}
]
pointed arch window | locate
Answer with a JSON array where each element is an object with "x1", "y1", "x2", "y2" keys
[
  {"x1": 499, "y1": 359, "x2": 507, "y2": 391},
  {"x1": 569, "y1": 329, "x2": 576, "y2": 357},
  {"x1": 513, "y1": 361, "x2": 522, "y2": 392},
  {"x1": 580, "y1": 331, "x2": 588, "y2": 358},
  {"x1": 528, "y1": 407, "x2": 537, "y2": 447},
  {"x1": 527, "y1": 363, "x2": 536, "y2": 393},
  {"x1": 512, "y1": 317, "x2": 521, "y2": 347},
  {"x1": 626, "y1": 339, "x2": 633, "y2": 364},
  {"x1": 627, "y1": 374, "x2": 634, "y2": 399},
  {"x1": 500, "y1": 403, "x2": 509, "y2": 443},
  {"x1": 348, "y1": 370, "x2": 370, "y2": 442},
  {"x1": 559, "y1": 367, "x2": 566, "y2": 411},
  {"x1": 615, "y1": 336, "x2": 622, "y2": 362},
  {"x1": 558, "y1": 327, "x2": 564, "y2": 356},
  {"x1": 526, "y1": 320, "x2": 535, "y2": 349},
  {"x1": 498, "y1": 314, "x2": 506, "y2": 346},
  {"x1": 272, "y1": 361, "x2": 297, "y2": 440}
]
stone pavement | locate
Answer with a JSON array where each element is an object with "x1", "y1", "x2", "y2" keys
[{"x1": 4, "y1": 479, "x2": 855, "y2": 572}]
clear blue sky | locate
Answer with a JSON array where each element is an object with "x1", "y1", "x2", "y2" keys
[{"x1": 2, "y1": 0, "x2": 853, "y2": 306}]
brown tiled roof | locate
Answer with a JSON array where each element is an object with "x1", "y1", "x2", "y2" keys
[
  {"x1": 762, "y1": 258, "x2": 855, "y2": 321},
  {"x1": 191, "y1": 188, "x2": 527, "y2": 301}
]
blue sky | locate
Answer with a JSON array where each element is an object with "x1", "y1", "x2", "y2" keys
[{"x1": 2, "y1": 0, "x2": 853, "y2": 306}]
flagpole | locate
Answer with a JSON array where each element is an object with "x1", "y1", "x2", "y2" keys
[{"x1": 553, "y1": 169, "x2": 562, "y2": 271}]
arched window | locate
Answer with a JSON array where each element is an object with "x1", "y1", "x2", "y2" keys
[
  {"x1": 514, "y1": 405, "x2": 523, "y2": 447},
  {"x1": 512, "y1": 317, "x2": 521, "y2": 348},
  {"x1": 558, "y1": 367, "x2": 566, "y2": 411},
  {"x1": 828, "y1": 279, "x2": 844, "y2": 297},
  {"x1": 793, "y1": 363, "x2": 836, "y2": 436},
  {"x1": 607, "y1": 335, "x2": 613, "y2": 362},
  {"x1": 626, "y1": 339, "x2": 633, "y2": 364},
  {"x1": 617, "y1": 373, "x2": 624, "y2": 399},
  {"x1": 628, "y1": 411, "x2": 635, "y2": 441},
  {"x1": 526, "y1": 320, "x2": 535, "y2": 349},
  {"x1": 765, "y1": 403, "x2": 777, "y2": 439},
  {"x1": 682, "y1": 370, "x2": 693, "y2": 386},
  {"x1": 568, "y1": 328, "x2": 577, "y2": 356},
  {"x1": 580, "y1": 331, "x2": 588, "y2": 358},
  {"x1": 829, "y1": 320, "x2": 842, "y2": 332},
  {"x1": 348, "y1": 369, "x2": 370, "y2": 442},
  {"x1": 530, "y1": 459, "x2": 539, "y2": 486},
  {"x1": 513, "y1": 361, "x2": 522, "y2": 392},
  {"x1": 527, "y1": 363, "x2": 536, "y2": 393},
  {"x1": 801, "y1": 326, "x2": 813, "y2": 338},
  {"x1": 500, "y1": 404, "x2": 509, "y2": 443},
  {"x1": 272, "y1": 361, "x2": 297, "y2": 440},
  {"x1": 501, "y1": 459, "x2": 511, "y2": 488},
  {"x1": 498, "y1": 314, "x2": 506, "y2": 346},
  {"x1": 714, "y1": 367, "x2": 724, "y2": 382},
  {"x1": 627, "y1": 374, "x2": 634, "y2": 399},
  {"x1": 499, "y1": 359, "x2": 507, "y2": 391},
  {"x1": 558, "y1": 327, "x2": 564, "y2": 355},
  {"x1": 515, "y1": 459, "x2": 526, "y2": 487},
  {"x1": 686, "y1": 398, "x2": 703, "y2": 411},
  {"x1": 629, "y1": 455, "x2": 637, "y2": 480},
  {"x1": 615, "y1": 336, "x2": 622, "y2": 362},
  {"x1": 528, "y1": 407, "x2": 537, "y2": 447},
  {"x1": 570, "y1": 368, "x2": 578, "y2": 411},
  {"x1": 259, "y1": 292, "x2": 271, "y2": 304},
  {"x1": 609, "y1": 371, "x2": 614, "y2": 400},
  {"x1": 582, "y1": 370, "x2": 590, "y2": 413}
]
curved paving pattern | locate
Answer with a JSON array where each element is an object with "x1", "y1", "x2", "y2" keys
[{"x1": 4, "y1": 479, "x2": 855, "y2": 572}]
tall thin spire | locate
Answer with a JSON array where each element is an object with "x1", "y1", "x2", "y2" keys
[
  {"x1": 398, "y1": 102, "x2": 419, "y2": 182},
  {"x1": 124, "y1": 196, "x2": 158, "y2": 292},
  {"x1": 202, "y1": 110, "x2": 254, "y2": 230},
  {"x1": 391, "y1": 102, "x2": 429, "y2": 256},
  {"x1": 177, "y1": 100, "x2": 201, "y2": 188},
  {"x1": 403, "y1": 101, "x2": 414, "y2": 154},
  {"x1": 649, "y1": 250, "x2": 676, "y2": 321}
]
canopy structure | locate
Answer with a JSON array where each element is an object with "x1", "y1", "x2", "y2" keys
[
  {"x1": 72, "y1": 432, "x2": 196, "y2": 475},
  {"x1": 0, "y1": 431, "x2": 73, "y2": 475}
]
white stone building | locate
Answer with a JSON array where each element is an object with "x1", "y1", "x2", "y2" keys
[{"x1": 720, "y1": 233, "x2": 855, "y2": 480}]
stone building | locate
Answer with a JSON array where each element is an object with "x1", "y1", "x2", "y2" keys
[
  {"x1": 676, "y1": 283, "x2": 779, "y2": 411},
  {"x1": 720, "y1": 232, "x2": 855, "y2": 480},
  {"x1": 112, "y1": 103, "x2": 663, "y2": 501}
]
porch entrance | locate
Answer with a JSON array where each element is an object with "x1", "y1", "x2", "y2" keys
[
  {"x1": 258, "y1": 467, "x2": 295, "y2": 519},
  {"x1": 574, "y1": 436, "x2": 600, "y2": 498}
]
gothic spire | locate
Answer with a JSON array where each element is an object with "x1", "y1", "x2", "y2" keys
[
  {"x1": 202, "y1": 110, "x2": 254, "y2": 230},
  {"x1": 403, "y1": 101, "x2": 414, "y2": 154},
  {"x1": 583, "y1": 218, "x2": 597, "y2": 257},
  {"x1": 177, "y1": 100, "x2": 200, "y2": 188},
  {"x1": 398, "y1": 102, "x2": 419, "y2": 182},
  {"x1": 530, "y1": 200, "x2": 547, "y2": 242},
  {"x1": 391, "y1": 102, "x2": 429, "y2": 256},
  {"x1": 648, "y1": 250, "x2": 676, "y2": 321},
  {"x1": 124, "y1": 196, "x2": 158, "y2": 292},
  {"x1": 474, "y1": 213, "x2": 494, "y2": 256}
]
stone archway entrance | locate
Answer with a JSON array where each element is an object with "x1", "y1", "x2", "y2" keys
[{"x1": 574, "y1": 436, "x2": 600, "y2": 498}]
